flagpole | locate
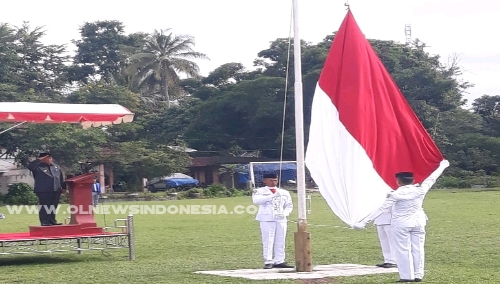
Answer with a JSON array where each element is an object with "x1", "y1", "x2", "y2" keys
[{"x1": 292, "y1": 0, "x2": 313, "y2": 272}]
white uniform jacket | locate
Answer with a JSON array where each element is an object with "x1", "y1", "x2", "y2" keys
[
  {"x1": 373, "y1": 189, "x2": 395, "y2": 226},
  {"x1": 363, "y1": 161, "x2": 448, "y2": 228},
  {"x1": 373, "y1": 210, "x2": 393, "y2": 226},
  {"x1": 252, "y1": 186, "x2": 293, "y2": 222}
]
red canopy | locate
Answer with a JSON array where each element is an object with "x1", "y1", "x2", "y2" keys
[{"x1": 0, "y1": 102, "x2": 134, "y2": 129}]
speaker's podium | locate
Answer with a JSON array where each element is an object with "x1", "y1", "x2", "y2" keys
[{"x1": 29, "y1": 173, "x2": 105, "y2": 237}]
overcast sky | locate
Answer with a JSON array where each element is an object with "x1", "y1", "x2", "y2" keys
[{"x1": 1, "y1": 0, "x2": 498, "y2": 105}]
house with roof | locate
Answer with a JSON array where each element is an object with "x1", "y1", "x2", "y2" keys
[{"x1": 0, "y1": 152, "x2": 34, "y2": 195}]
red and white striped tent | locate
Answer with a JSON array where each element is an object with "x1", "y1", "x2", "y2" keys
[{"x1": 0, "y1": 102, "x2": 134, "y2": 132}]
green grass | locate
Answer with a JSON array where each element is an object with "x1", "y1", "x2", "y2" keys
[{"x1": 0, "y1": 189, "x2": 499, "y2": 283}]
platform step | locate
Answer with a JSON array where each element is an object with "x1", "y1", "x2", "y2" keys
[
  {"x1": 77, "y1": 223, "x2": 98, "y2": 228},
  {"x1": 29, "y1": 224, "x2": 82, "y2": 237},
  {"x1": 29, "y1": 224, "x2": 105, "y2": 237},
  {"x1": 81, "y1": 227, "x2": 105, "y2": 234}
]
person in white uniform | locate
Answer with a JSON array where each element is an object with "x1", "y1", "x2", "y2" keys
[
  {"x1": 374, "y1": 200, "x2": 397, "y2": 268},
  {"x1": 353, "y1": 160, "x2": 449, "y2": 282},
  {"x1": 252, "y1": 173, "x2": 294, "y2": 269}
]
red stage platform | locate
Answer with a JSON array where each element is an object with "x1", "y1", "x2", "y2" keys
[
  {"x1": 0, "y1": 232, "x2": 113, "y2": 241},
  {"x1": 0, "y1": 215, "x2": 134, "y2": 260},
  {"x1": 0, "y1": 173, "x2": 135, "y2": 260}
]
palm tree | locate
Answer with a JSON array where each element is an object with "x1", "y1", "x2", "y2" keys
[{"x1": 125, "y1": 29, "x2": 208, "y2": 108}]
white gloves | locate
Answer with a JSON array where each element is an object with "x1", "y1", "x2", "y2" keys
[
  {"x1": 275, "y1": 210, "x2": 291, "y2": 220},
  {"x1": 352, "y1": 221, "x2": 367, "y2": 230},
  {"x1": 441, "y1": 160, "x2": 450, "y2": 168},
  {"x1": 274, "y1": 213, "x2": 285, "y2": 220}
]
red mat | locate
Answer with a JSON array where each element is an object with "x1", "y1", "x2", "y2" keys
[{"x1": 0, "y1": 231, "x2": 123, "y2": 241}]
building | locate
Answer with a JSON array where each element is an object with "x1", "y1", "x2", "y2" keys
[
  {"x1": 0, "y1": 155, "x2": 34, "y2": 195},
  {"x1": 188, "y1": 156, "x2": 275, "y2": 188}
]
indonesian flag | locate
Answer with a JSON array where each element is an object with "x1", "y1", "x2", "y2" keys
[{"x1": 305, "y1": 10, "x2": 445, "y2": 226}]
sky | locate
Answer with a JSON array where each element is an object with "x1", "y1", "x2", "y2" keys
[{"x1": 1, "y1": 0, "x2": 498, "y2": 105}]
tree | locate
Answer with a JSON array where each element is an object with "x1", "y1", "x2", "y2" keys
[
  {"x1": 124, "y1": 29, "x2": 208, "y2": 108},
  {"x1": 66, "y1": 83, "x2": 142, "y2": 112},
  {"x1": 0, "y1": 24, "x2": 21, "y2": 91},
  {"x1": 183, "y1": 76, "x2": 290, "y2": 158},
  {"x1": 472, "y1": 95, "x2": 500, "y2": 117},
  {"x1": 107, "y1": 141, "x2": 191, "y2": 189},
  {"x1": 202, "y1": 63, "x2": 247, "y2": 87},
  {"x1": 14, "y1": 23, "x2": 70, "y2": 100},
  {"x1": 219, "y1": 164, "x2": 237, "y2": 189},
  {"x1": 70, "y1": 20, "x2": 146, "y2": 84},
  {"x1": 12, "y1": 124, "x2": 109, "y2": 173},
  {"x1": 0, "y1": 22, "x2": 75, "y2": 160},
  {"x1": 140, "y1": 98, "x2": 201, "y2": 145}
]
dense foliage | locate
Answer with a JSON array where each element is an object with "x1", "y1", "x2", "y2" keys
[{"x1": 0, "y1": 20, "x2": 498, "y2": 188}]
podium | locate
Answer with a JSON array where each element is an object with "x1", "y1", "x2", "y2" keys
[{"x1": 29, "y1": 173, "x2": 105, "y2": 236}]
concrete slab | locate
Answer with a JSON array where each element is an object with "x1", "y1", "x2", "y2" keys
[{"x1": 195, "y1": 263, "x2": 398, "y2": 280}]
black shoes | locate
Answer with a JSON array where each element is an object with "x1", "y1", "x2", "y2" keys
[
  {"x1": 395, "y1": 278, "x2": 422, "y2": 282},
  {"x1": 263, "y1": 262, "x2": 295, "y2": 269},
  {"x1": 376, "y1": 263, "x2": 397, "y2": 268},
  {"x1": 396, "y1": 279, "x2": 422, "y2": 283},
  {"x1": 40, "y1": 221, "x2": 62, "y2": 226},
  {"x1": 273, "y1": 262, "x2": 294, "y2": 268}
]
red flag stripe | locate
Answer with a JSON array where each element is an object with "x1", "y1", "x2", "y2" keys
[{"x1": 317, "y1": 11, "x2": 443, "y2": 189}]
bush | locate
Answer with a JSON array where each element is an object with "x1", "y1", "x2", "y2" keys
[
  {"x1": 229, "y1": 188, "x2": 245, "y2": 197},
  {"x1": 59, "y1": 192, "x2": 70, "y2": 204},
  {"x1": 434, "y1": 173, "x2": 500, "y2": 189},
  {"x1": 177, "y1": 188, "x2": 203, "y2": 199},
  {"x1": 435, "y1": 176, "x2": 470, "y2": 189},
  {"x1": 174, "y1": 184, "x2": 250, "y2": 199},
  {"x1": 3, "y1": 183, "x2": 38, "y2": 205},
  {"x1": 203, "y1": 184, "x2": 227, "y2": 198}
]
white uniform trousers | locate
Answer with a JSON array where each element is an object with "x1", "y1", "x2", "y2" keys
[
  {"x1": 376, "y1": 224, "x2": 397, "y2": 264},
  {"x1": 392, "y1": 225, "x2": 426, "y2": 280},
  {"x1": 260, "y1": 221, "x2": 287, "y2": 264}
]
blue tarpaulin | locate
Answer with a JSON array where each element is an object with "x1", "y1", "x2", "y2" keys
[
  {"x1": 165, "y1": 178, "x2": 199, "y2": 188},
  {"x1": 234, "y1": 163, "x2": 296, "y2": 186}
]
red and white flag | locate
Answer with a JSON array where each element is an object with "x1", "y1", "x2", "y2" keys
[{"x1": 305, "y1": 10, "x2": 445, "y2": 226}]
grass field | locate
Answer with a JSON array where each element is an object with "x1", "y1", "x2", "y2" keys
[{"x1": 0, "y1": 188, "x2": 499, "y2": 284}]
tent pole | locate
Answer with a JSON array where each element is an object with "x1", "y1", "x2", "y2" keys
[{"x1": 0, "y1": 121, "x2": 27, "y2": 135}]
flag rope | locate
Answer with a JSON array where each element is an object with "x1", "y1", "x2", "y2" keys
[{"x1": 278, "y1": 4, "x2": 294, "y2": 189}]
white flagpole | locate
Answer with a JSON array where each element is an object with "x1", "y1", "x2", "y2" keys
[{"x1": 292, "y1": 0, "x2": 313, "y2": 272}]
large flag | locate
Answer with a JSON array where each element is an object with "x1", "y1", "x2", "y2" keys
[{"x1": 305, "y1": 10, "x2": 445, "y2": 226}]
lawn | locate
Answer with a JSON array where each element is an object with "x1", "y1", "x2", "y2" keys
[{"x1": 0, "y1": 188, "x2": 499, "y2": 284}]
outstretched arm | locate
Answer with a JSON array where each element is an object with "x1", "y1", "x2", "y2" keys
[
  {"x1": 364, "y1": 196, "x2": 396, "y2": 224},
  {"x1": 419, "y1": 160, "x2": 450, "y2": 193}
]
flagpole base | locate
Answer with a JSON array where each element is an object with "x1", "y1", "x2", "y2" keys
[{"x1": 294, "y1": 219, "x2": 312, "y2": 272}]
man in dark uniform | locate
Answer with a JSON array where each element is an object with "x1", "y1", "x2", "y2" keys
[{"x1": 27, "y1": 153, "x2": 65, "y2": 226}]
